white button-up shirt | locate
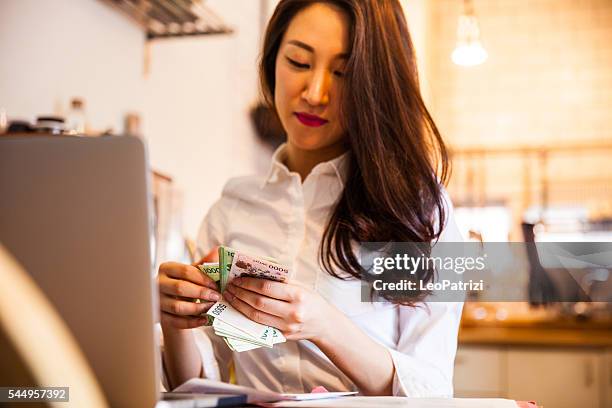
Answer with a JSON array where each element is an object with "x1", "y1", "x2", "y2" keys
[{"x1": 192, "y1": 144, "x2": 464, "y2": 397}]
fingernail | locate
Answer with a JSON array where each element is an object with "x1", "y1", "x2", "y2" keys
[
  {"x1": 210, "y1": 293, "x2": 220, "y2": 301},
  {"x1": 223, "y1": 291, "x2": 234, "y2": 301}
]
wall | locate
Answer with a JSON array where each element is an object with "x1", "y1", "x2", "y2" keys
[
  {"x1": 142, "y1": 0, "x2": 271, "y2": 240},
  {"x1": 0, "y1": 0, "x2": 270, "y2": 241},
  {"x1": 427, "y1": 0, "x2": 612, "y2": 235},
  {"x1": 400, "y1": 0, "x2": 431, "y2": 104},
  {"x1": 0, "y1": 0, "x2": 144, "y2": 132}
]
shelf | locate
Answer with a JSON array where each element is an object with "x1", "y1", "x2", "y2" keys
[{"x1": 102, "y1": 0, "x2": 233, "y2": 40}]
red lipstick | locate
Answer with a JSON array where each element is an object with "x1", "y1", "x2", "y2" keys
[{"x1": 294, "y1": 112, "x2": 328, "y2": 127}]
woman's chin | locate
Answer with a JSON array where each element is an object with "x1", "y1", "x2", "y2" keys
[
  {"x1": 287, "y1": 130, "x2": 343, "y2": 152},
  {"x1": 287, "y1": 135, "x2": 329, "y2": 151}
]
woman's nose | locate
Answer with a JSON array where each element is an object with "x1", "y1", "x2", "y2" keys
[{"x1": 302, "y1": 70, "x2": 330, "y2": 107}]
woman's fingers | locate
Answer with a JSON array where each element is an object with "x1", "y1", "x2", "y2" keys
[
  {"x1": 160, "y1": 311, "x2": 209, "y2": 329},
  {"x1": 159, "y1": 293, "x2": 214, "y2": 317},
  {"x1": 231, "y1": 277, "x2": 296, "y2": 301},
  {"x1": 157, "y1": 259, "x2": 221, "y2": 331},
  {"x1": 225, "y1": 283, "x2": 289, "y2": 318},
  {"x1": 159, "y1": 273, "x2": 221, "y2": 302},
  {"x1": 222, "y1": 290, "x2": 288, "y2": 330},
  {"x1": 162, "y1": 261, "x2": 218, "y2": 290}
]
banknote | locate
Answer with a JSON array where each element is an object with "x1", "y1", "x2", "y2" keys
[
  {"x1": 194, "y1": 262, "x2": 220, "y2": 307},
  {"x1": 221, "y1": 325, "x2": 286, "y2": 352},
  {"x1": 213, "y1": 319, "x2": 273, "y2": 347},
  {"x1": 218, "y1": 246, "x2": 237, "y2": 292},
  {"x1": 207, "y1": 300, "x2": 287, "y2": 352},
  {"x1": 193, "y1": 262, "x2": 221, "y2": 324},
  {"x1": 223, "y1": 337, "x2": 261, "y2": 352},
  {"x1": 207, "y1": 300, "x2": 270, "y2": 340},
  {"x1": 218, "y1": 246, "x2": 279, "y2": 291},
  {"x1": 228, "y1": 251, "x2": 289, "y2": 284},
  {"x1": 197, "y1": 262, "x2": 221, "y2": 285},
  {"x1": 270, "y1": 327, "x2": 286, "y2": 344},
  {"x1": 198, "y1": 247, "x2": 288, "y2": 351}
]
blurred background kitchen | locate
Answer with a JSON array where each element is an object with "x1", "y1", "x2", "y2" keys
[{"x1": 1, "y1": 0, "x2": 611, "y2": 407}]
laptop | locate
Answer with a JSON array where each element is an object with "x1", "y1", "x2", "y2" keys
[{"x1": 0, "y1": 135, "x2": 245, "y2": 407}]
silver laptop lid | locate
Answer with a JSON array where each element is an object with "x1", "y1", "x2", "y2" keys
[{"x1": 0, "y1": 135, "x2": 159, "y2": 408}]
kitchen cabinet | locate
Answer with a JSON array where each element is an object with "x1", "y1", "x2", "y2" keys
[
  {"x1": 454, "y1": 345, "x2": 609, "y2": 408},
  {"x1": 506, "y1": 349, "x2": 601, "y2": 408},
  {"x1": 605, "y1": 350, "x2": 612, "y2": 408},
  {"x1": 454, "y1": 347, "x2": 506, "y2": 398}
]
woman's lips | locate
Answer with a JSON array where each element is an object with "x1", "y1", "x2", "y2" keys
[{"x1": 294, "y1": 112, "x2": 328, "y2": 127}]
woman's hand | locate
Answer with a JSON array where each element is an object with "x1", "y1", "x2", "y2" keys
[
  {"x1": 157, "y1": 261, "x2": 221, "y2": 330},
  {"x1": 223, "y1": 277, "x2": 339, "y2": 342}
]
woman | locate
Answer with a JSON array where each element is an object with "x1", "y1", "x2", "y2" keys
[{"x1": 158, "y1": 0, "x2": 463, "y2": 397}]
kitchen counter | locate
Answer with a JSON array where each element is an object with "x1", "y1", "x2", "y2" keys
[
  {"x1": 459, "y1": 302, "x2": 612, "y2": 347},
  {"x1": 459, "y1": 324, "x2": 612, "y2": 347}
]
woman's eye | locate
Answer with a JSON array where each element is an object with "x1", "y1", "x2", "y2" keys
[
  {"x1": 286, "y1": 57, "x2": 310, "y2": 69},
  {"x1": 333, "y1": 70, "x2": 345, "y2": 78}
]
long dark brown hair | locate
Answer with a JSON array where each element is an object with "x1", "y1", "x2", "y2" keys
[{"x1": 259, "y1": 0, "x2": 449, "y2": 305}]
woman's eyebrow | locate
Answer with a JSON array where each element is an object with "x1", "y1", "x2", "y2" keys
[{"x1": 287, "y1": 39, "x2": 348, "y2": 60}]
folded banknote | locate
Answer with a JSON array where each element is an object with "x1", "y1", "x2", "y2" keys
[{"x1": 193, "y1": 247, "x2": 289, "y2": 352}]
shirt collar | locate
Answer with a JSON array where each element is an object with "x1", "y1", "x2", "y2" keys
[{"x1": 260, "y1": 143, "x2": 350, "y2": 189}]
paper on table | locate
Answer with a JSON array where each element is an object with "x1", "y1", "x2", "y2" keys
[
  {"x1": 281, "y1": 392, "x2": 359, "y2": 401},
  {"x1": 173, "y1": 378, "x2": 357, "y2": 404},
  {"x1": 258, "y1": 396, "x2": 520, "y2": 408}
]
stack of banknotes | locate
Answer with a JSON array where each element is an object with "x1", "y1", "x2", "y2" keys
[{"x1": 196, "y1": 246, "x2": 289, "y2": 352}]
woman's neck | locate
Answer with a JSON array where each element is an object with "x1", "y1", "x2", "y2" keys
[{"x1": 285, "y1": 140, "x2": 348, "y2": 182}]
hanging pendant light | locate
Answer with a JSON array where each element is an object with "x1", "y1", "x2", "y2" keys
[{"x1": 452, "y1": 0, "x2": 488, "y2": 67}]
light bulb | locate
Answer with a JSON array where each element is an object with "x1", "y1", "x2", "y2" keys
[
  {"x1": 452, "y1": 41, "x2": 488, "y2": 66},
  {"x1": 452, "y1": 11, "x2": 488, "y2": 67}
]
